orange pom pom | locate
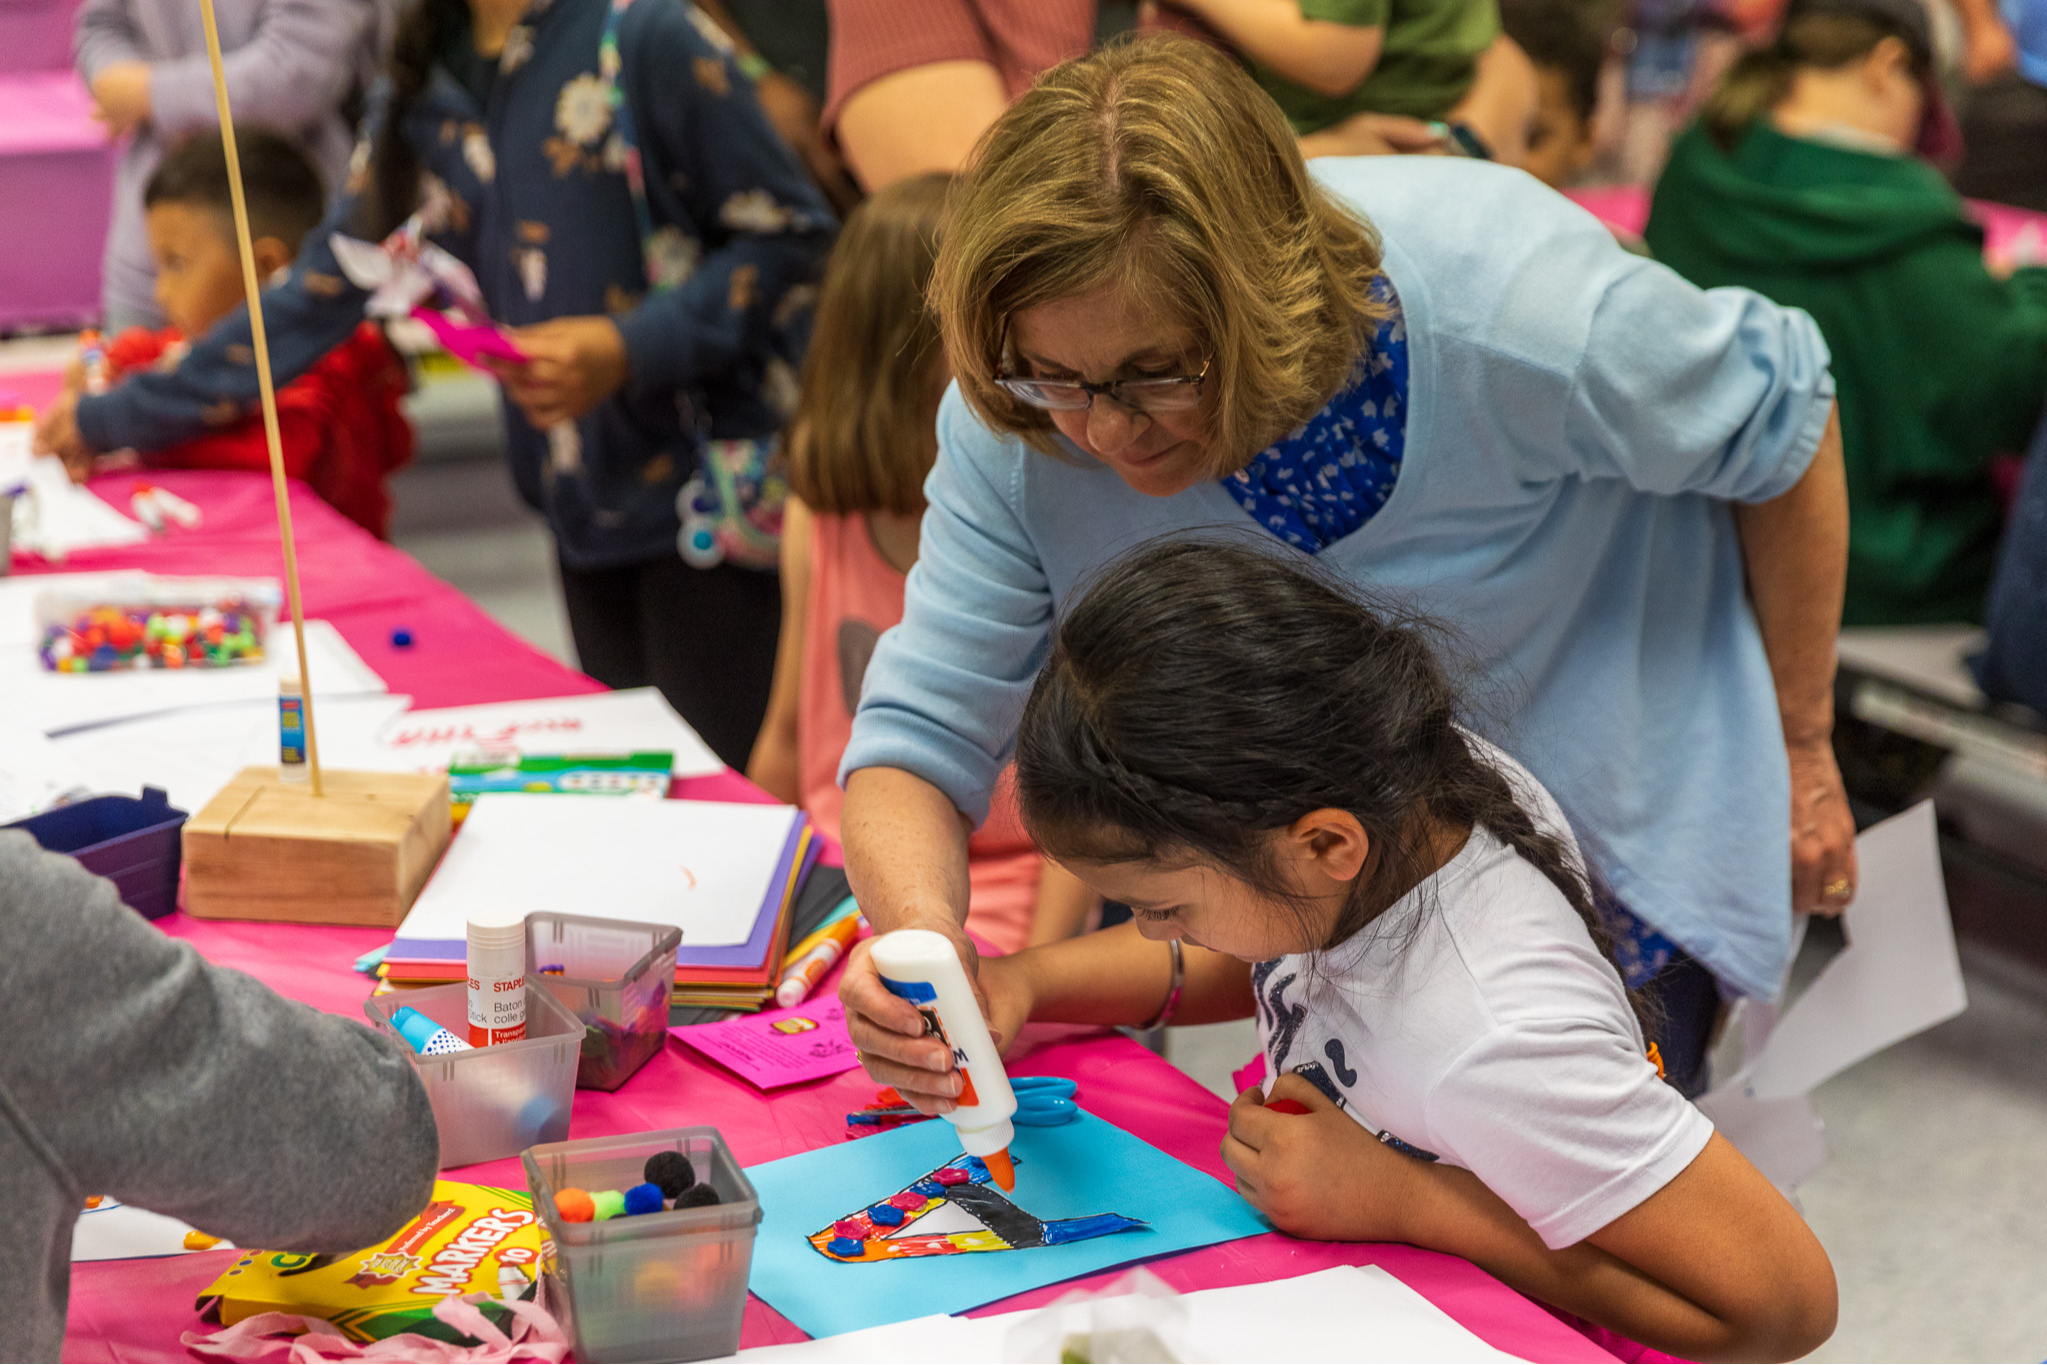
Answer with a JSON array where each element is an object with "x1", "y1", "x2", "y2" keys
[{"x1": 555, "y1": 1187, "x2": 596, "y2": 1222}]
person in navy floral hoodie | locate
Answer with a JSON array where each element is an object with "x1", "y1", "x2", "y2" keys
[{"x1": 48, "y1": 0, "x2": 835, "y2": 767}]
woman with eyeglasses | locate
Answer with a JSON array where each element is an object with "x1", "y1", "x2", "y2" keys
[{"x1": 836, "y1": 35, "x2": 1855, "y2": 1103}]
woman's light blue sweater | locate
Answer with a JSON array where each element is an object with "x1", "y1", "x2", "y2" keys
[{"x1": 844, "y1": 156, "x2": 1835, "y2": 1000}]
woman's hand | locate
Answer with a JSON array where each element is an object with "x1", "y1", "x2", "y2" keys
[
  {"x1": 494, "y1": 317, "x2": 629, "y2": 429},
  {"x1": 1221, "y1": 1073, "x2": 1424, "y2": 1242},
  {"x1": 90, "y1": 62, "x2": 152, "y2": 139},
  {"x1": 840, "y1": 918, "x2": 1004, "y2": 1112},
  {"x1": 1789, "y1": 737, "x2": 1857, "y2": 916}
]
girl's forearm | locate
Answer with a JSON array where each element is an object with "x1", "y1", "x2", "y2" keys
[
  {"x1": 1013, "y1": 923, "x2": 1254, "y2": 1028},
  {"x1": 1396, "y1": 1165, "x2": 1738, "y2": 1358},
  {"x1": 841, "y1": 766, "x2": 975, "y2": 933}
]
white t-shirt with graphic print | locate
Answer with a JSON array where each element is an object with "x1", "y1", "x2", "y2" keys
[{"x1": 1253, "y1": 748, "x2": 1715, "y2": 1250}]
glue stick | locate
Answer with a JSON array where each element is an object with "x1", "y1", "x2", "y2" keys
[
  {"x1": 467, "y1": 915, "x2": 527, "y2": 1047},
  {"x1": 871, "y1": 929, "x2": 1017, "y2": 1189},
  {"x1": 277, "y1": 675, "x2": 308, "y2": 784}
]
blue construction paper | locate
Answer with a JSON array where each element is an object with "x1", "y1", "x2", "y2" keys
[{"x1": 745, "y1": 1111, "x2": 1269, "y2": 1339}]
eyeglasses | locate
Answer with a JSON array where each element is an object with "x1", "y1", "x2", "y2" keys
[{"x1": 993, "y1": 358, "x2": 1211, "y2": 414}]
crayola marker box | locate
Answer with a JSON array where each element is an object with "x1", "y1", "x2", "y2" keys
[{"x1": 195, "y1": 1181, "x2": 543, "y2": 1344}]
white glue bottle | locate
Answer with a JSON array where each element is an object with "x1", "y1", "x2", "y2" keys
[
  {"x1": 467, "y1": 914, "x2": 528, "y2": 1047},
  {"x1": 870, "y1": 928, "x2": 1018, "y2": 1189}
]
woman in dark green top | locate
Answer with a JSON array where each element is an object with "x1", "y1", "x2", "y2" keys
[{"x1": 1646, "y1": 0, "x2": 2047, "y2": 625}]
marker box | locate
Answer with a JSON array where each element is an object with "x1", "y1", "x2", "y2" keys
[
  {"x1": 365, "y1": 980, "x2": 581, "y2": 1168},
  {"x1": 523, "y1": 1126, "x2": 760, "y2": 1363},
  {"x1": 527, "y1": 912, "x2": 681, "y2": 1092}
]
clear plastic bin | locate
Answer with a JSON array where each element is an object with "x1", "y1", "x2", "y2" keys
[
  {"x1": 523, "y1": 1127, "x2": 760, "y2": 1363},
  {"x1": 365, "y1": 980, "x2": 581, "y2": 1169},
  {"x1": 527, "y1": 912, "x2": 679, "y2": 1092}
]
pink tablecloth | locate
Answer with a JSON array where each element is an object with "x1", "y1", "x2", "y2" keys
[{"x1": 32, "y1": 470, "x2": 1620, "y2": 1364}]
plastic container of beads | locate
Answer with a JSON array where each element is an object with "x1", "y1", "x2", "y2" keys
[
  {"x1": 522, "y1": 1126, "x2": 760, "y2": 1363},
  {"x1": 34, "y1": 575, "x2": 280, "y2": 672},
  {"x1": 527, "y1": 912, "x2": 680, "y2": 1092},
  {"x1": 364, "y1": 980, "x2": 581, "y2": 1168},
  {"x1": 3, "y1": 786, "x2": 187, "y2": 919}
]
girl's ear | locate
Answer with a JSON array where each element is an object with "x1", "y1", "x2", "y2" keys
[
  {"x1": 1284, "y1": 808, "x2": 1371, "y2": 885},
  {"x1": 250, "y1": 236, "x2": 296, "y2": 279},
  {"x1": 1865, "y1": 35, "x2": 1915, "y2": 91}
]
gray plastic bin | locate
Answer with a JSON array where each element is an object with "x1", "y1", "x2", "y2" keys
[
  {"x1": 523, "y1": 1126, "x2": 760, "y2": 1362},
  {"x1": 527, "y1": 912, "x2": 680, "y2": 1091},
  {"x1": 365, "y1": 980, "x2": 581, "y2": 1168}
]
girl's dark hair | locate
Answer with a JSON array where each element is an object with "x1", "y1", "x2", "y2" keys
[
  {"x1": 369, "y1": 0, "x2": 467, "y2": 238},
  {"x1": 1704, "y1": 11, "x2": 1906, "y2": 148},
  {"x1": 1016, "y1": 538, "x2": 1641, "y2": 1010}
]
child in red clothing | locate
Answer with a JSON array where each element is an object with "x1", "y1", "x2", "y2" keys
[{"x1": 74, "y1": 129, "x2": 413, "y2": 538}]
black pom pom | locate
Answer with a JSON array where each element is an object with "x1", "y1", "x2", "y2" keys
[
  {"x1": 643, "y1": 1150, "x2": 696, "y2": 1199},
  {"x1": 677, "y1": 1183, "x2": 721, "y2": 1208}
]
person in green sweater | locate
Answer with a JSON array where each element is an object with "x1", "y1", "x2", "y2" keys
[{"x1": 1645, "y1": 0, "x2": 2047, "y2": 625}]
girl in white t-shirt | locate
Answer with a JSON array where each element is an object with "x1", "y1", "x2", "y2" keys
[{"x1": 860, "y1": 538, "x2": 1836, "y2": 1362}]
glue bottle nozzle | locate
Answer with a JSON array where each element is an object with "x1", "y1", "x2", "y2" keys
[{"x1": 984, "y1": 1147, "x2": 1015, "y2": 1191}]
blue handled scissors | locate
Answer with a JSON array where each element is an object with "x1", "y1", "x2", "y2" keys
[
  {"x1": 845, "y1": 1074, "x2": 1080, "y2": 1127},
  {"x1": 1011, "y1": 1074, "x2": 1080, "y2": 1126}
]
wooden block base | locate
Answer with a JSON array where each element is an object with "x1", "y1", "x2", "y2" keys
[{"x1": 183, "y1": 767, "x2": 452, "y2": 926}]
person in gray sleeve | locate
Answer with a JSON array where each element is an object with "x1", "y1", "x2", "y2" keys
[{"x1": 0, "y1": 831, "x2": 439, "y2": 1361}]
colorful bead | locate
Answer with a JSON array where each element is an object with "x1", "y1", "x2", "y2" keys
[{"x1": 866, "y1": 1203, "x2": 905, "y2": 1226}]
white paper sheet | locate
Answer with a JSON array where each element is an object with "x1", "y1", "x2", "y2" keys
[
  {"x1": 0, "y1": 424, "x2": 150, "y2": 560},
  {"x1": 394, "y1": 793, "x2": 801, "y2": 949},
  {"x1": 320, "y1": 687, "x2": 722, "y2": 779},
  {"x1": 1699, "y1": 802, "x2": 1965, "y2": 1193},
  {"x1": 720, "y1": 1266, "x2": 1522, "y2": 1364},
  {"x1": 5, "y1": 619, "x2": 386, "y2": 736},
  {"x1": 0, "y1": 717, "x2": 126, "y2": 822},
  {"x1": 50, "y1": 694, "x2": 414, "y2": 817},
  {"x1": 71, "y1": 1199, "x2": 232, "y2": 1261}
]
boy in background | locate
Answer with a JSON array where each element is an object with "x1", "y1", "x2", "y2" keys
[
  {"x1": 74, "y1": 0, "x2": 378, "y2": 332},
  {"x1": 37, "y1": 130, "x2": 413, "y2": 540},
  {"x1": 1502, "y1": 0, "x2": 1606, "y2": 184}
]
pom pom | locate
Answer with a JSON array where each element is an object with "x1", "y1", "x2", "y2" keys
[
  {"x1": 678, "y1": 1184, "x2": 721, "y2": 1209},
  {"x1": 866, "y1": 1202, "x2": 904, "y2": 1226},
  {"x1": 555, "y1": 1188, "x2": 595, "y2": 1223},
  {"x1": 643, "y1": 1150, "x2": 696, "y2": 1199},
  {"x1": 827, "y1": 1237, "x2": 864, "y2": 1257},
  {"x1": 591, "y1": 1189, "x2": 627, "y2": 1221},
  {"x1": 624, "y1": 1183, "x2": 666, "y2": 1216}
]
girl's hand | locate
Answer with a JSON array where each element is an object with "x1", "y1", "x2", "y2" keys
[
  {"x1": 1222, "y1": 1074, "x2": 1424, "y2": 1243},
  {"x1": 1788, "y1": 736, "x2": 1857, "y2": 916},
  {"x1": 32, "y1": 392, "x2": 96, "y2": 479},
  {"x1": 90, "y1": 62, "x2": 152, "y2": 139},
  {"x1": 841, "y1": 920, "x2": 1022, "y2": 1113},
  {"x1": 495, "y1": 317, "x2": 629, "y2": 429}
]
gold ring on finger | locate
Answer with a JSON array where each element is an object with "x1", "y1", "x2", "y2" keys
[{"x1": 1823, "y1": 878, "x2": 1852, "y2": 901}]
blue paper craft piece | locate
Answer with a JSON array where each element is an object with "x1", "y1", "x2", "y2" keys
[{"x1": 745, "y1": 1110, "x2": 1269, "y2": 1339}]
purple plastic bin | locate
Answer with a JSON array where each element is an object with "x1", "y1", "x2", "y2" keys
[{"x1": 5, "y1": 787, "x2": 188, "y2": 919}]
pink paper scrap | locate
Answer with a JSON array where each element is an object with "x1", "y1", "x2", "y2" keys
[{"x1": 670, "y1": 997, "x2": 861, "y2": 1090}]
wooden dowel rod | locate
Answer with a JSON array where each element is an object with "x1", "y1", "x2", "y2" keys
[{"x1": 195, "y1": 0, "x2": 321, "y2": 795}]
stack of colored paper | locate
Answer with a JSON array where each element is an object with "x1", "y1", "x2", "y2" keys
[{"x1": 380, "y1": 793, "x2": 817, "y2": 1011}]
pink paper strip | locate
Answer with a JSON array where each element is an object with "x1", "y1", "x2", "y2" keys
[{"x1": 671, "y1": 997, "x2": 860, "y2": 1089}]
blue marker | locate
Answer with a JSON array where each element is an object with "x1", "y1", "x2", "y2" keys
[{"x1": 391, "y1": 1005, "x2": 471, "y2": 1056}]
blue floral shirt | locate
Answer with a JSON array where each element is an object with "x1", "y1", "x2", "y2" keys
[
  {"x1": 1223, "y1": 279, "x2": 1407, "y2": 552},
  {"x1": 77, "y1": 0, "x2": 835, "y2": 570}
]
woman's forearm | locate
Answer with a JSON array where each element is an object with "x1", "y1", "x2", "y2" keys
[
  {"x1": 841, "y1": 766, "x2": 975, "y2": 933},
  {"x1": 1012, "y1": 923, "x2": 1254, "y2": 1028},
  {"x1": 1734, "y1": 404, "x2": 1847, "y2": 747}
]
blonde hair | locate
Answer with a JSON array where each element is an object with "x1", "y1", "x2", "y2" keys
[
  {"x1": 930, "y1": 35, "x2": 1388, "y2": 474},
  {"x1": 785, "y1": 172, "x2": 952, "y2": 516}
]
